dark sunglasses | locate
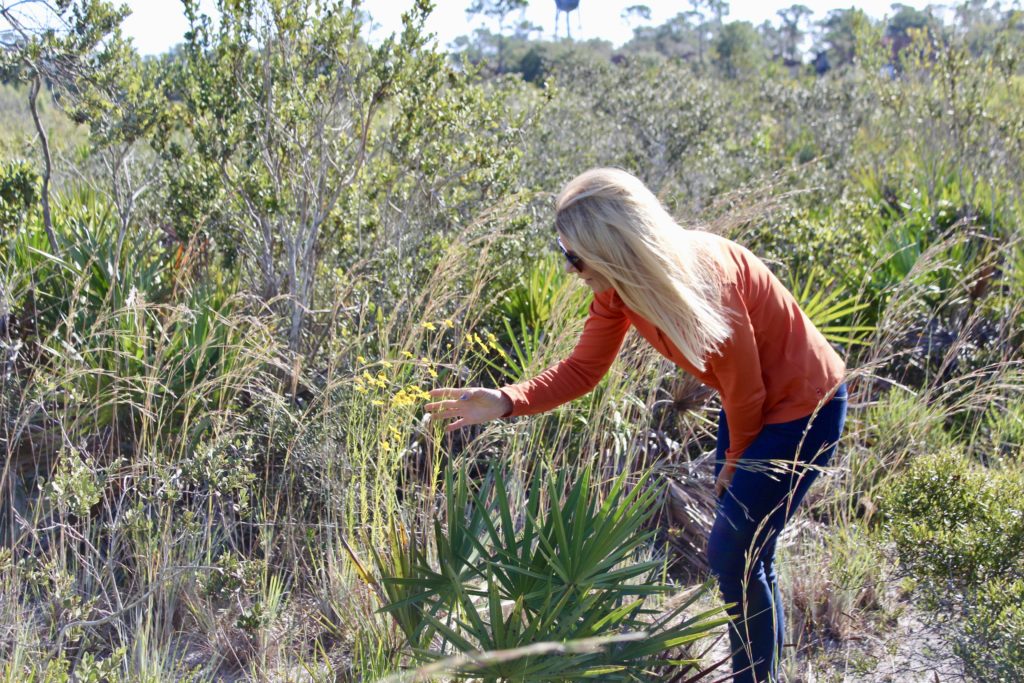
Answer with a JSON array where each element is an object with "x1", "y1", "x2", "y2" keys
[{"x1": 556, "y1": 236, "x2": 584, "y2": 271}]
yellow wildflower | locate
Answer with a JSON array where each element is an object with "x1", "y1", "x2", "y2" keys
[
  {"x1": 422, "y1": 321, "x2": 437, "y2": 331},
  {"x1": 408, "y1": 386, "x2": 431, "y2": 401}
]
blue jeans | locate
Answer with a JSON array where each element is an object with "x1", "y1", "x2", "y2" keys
[{"x1": 707, "y1": 385, "x2": 848, "y2": 683}]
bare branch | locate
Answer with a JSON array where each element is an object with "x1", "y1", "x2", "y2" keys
[{"x1": 28, "y1": 73, "x2": 58, "y2": 253}]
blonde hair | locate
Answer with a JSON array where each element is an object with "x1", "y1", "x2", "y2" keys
[{"x1": 555, "y1": 168, "x2": 731, "y2": 371}]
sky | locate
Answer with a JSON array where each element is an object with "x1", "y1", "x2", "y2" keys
[{"x1": 117, "y1": 0, "x2": 938, "y2": 56}]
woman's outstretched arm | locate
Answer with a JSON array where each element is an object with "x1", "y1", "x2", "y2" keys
[{"x1": 425, "y1": 289, "x2": 631, "y2": 431}]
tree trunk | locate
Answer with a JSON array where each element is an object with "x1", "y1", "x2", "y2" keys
[{"x1": 29, "y1": 74, "x2": 59, "y2": 254}]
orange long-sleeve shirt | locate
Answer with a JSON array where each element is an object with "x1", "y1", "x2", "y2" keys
[{"x1": 499, "y1": 232, "x2": 847, "y2": 465}]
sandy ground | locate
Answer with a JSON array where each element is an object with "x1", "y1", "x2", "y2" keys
[{"x1": 697, "y1": 593, "x2": 967, "y2": 682}]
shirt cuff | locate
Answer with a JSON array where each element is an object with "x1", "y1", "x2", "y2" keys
[{"x1": 498, "y1": 388, "x2": 515, "y2": 418}]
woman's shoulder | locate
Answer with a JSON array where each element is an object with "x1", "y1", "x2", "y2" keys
[
  {"x1": 685, "y1": 230, "x2": 749, "y2": 281},
  {"x1": 694, "y1": 231, "x2": 754, "y2": 260},
  {"x1": 594, "y1": 286, "x2": 626, "y2": 309},
  {"x1": 707, "y1": 232, "x2": 774, "y2": 271}
]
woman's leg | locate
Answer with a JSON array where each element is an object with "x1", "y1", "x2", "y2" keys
[
  {"x1": 707, "y1": 509, "x2": 779, "y2": 683},
  {"x1": 709, "y1": 387, "x2": 848, "y2": 682}
]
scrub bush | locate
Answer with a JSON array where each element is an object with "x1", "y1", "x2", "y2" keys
[
  {"x1": 880, "y1": 449, "x2": 1024, "y2": 587},
  {"x1": 880, "y1": 450, "x2": 1024, "y2": 680},
  {"x1": 959, "y1": 576, "x2": 1024, "y2": 682}
]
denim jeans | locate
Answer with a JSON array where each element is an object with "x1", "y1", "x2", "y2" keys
[{"x1": 707, "y1": 385, "x2": 848, "y2": 683}]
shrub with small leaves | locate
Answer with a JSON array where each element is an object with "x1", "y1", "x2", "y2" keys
[
  {"x1": 44, "y1": 449, "x2": 107, "y2": 519},
  {"x1": 0, "y1": 160, "x2": 38, "y2": 230},
  {"x1": 959, "y1": 576, "x2": 1024, "y2": 682},
  {"x1": 880, "y1": 450, "x2": 1024, "y2": 680},
  {"x1": 880, "y1": 449, "x2": 1024, "y2": 589}
]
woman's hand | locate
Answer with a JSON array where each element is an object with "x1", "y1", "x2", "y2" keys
[{"x1": 425, "y1": 388, "x2": 512, "y2": 433}]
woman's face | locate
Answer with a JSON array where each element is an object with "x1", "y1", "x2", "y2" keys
[{"x1": 559, "y1": 236, "x2": 613, "y2": 294}]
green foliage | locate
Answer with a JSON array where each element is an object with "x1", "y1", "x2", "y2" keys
[
  {"x1": 44, "y1": 448, "x2": 106, "y2": 518},
  {"x1": 169, "y1": 0, "x2": 529, "y2": 353},
  {"x1": 959, "y1": 576, "x2": 1024, "y2": 682},
  {"x1": 879, "y1": 450, "x2": 1024, "y2": 588},
  {"x1": 3, "y1": 0, "x2": 1024, "y2": 678},
  {"x1": 486, "y1": 253, "x2": 589, "y2": 380},
  {"x1": 788, "y1": 264, "x2": 874, "y2": 347},
  {"x1": 712, "y1": 21, "x2": 766, "y2": 79},
  {"x1": 375, "y1": 463, "x2": 728, "y2": 680},
  {"x1": 1, "y1": 186, "x2": 270, "y2": 456},
  {"x1": 880, "y1": 450, "x2": 1024, "y2": 680},
  {"x1": 0, "y1": 1, "x2": 132, "y2": 97},
  {"x1": 0, "y1": 159, "x2": 37, "y2": 229},
  {"x1": 817, "y1": 8, "x2": 871, "y2": 69}
]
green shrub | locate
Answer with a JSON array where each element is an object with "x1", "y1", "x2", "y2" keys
[
  {"x1": 879, "y1": 450, "x2": 1024, "y2": 588},
  {"x1": 0, "y1": 160, "x2": 38, "y2": 230},
  {"x1": 959, "y1": 576, "x2": 1024, "y2": 682},
  {"x1": 880, "y1": 451, "x2": 1024, "y2": 680}
]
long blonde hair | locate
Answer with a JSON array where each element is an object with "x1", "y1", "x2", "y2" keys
[{"x1": 555, "y1": 168, "x2": 731, "y2": 371}]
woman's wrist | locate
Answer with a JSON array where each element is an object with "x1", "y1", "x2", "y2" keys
[{"x1": 497, "y1": 389, "x2": 514, "y2": 418}]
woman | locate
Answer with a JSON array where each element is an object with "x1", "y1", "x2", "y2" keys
[{"x1": 425, "y1": 168, "x2": 848, "y2": 683}]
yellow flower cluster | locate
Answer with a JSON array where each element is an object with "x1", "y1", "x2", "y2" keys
[
  {"x1": 380, "y1": 424, "x2": 404, "y2": 453},
  {"x1": 354, "y1": 370, "x2": 390, "y2": 394},
  {"x1": 391, "y1": 385, "x2": 431, "y2": 408},
  {"x1": 467, "y1": 331, "x2": 502, "y2": 353}
]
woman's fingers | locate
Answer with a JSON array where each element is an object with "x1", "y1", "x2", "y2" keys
[
  {"x1": 446, "y1": 417, "x2": 469, "y2": 432},
  {"x1": 429, "y1": 387, "x2": 467, "y2": 399},
  {"x1": 424, "y1": 399, "x2": 464, "y2": 414},
  {"x1": 426, "y1": 388, "x2": 468, "y2": 413},
  {"x1": 424, "y1": 387, "x2": 503, "y2": 431}
]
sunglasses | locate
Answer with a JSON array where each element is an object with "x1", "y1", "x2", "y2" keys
[{"x1": 556, "y1": 236, "x2": 584, "y2": 271}]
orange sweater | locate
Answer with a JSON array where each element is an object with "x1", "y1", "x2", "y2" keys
[{"x1": 500, "y1": 233, "x2": 847, "y2": 465}]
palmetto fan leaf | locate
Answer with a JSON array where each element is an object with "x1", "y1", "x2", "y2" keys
[
  {"x1": 374, "y1": 463, "x2": 729, "y2": 681},
  {"x1": 790, "y1": 265, "x2": 875, "y2": 346}
]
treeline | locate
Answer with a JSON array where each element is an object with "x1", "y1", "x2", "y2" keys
[{"x1": 453, "y1": 0, "x2": 1024, "y2": 81}]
